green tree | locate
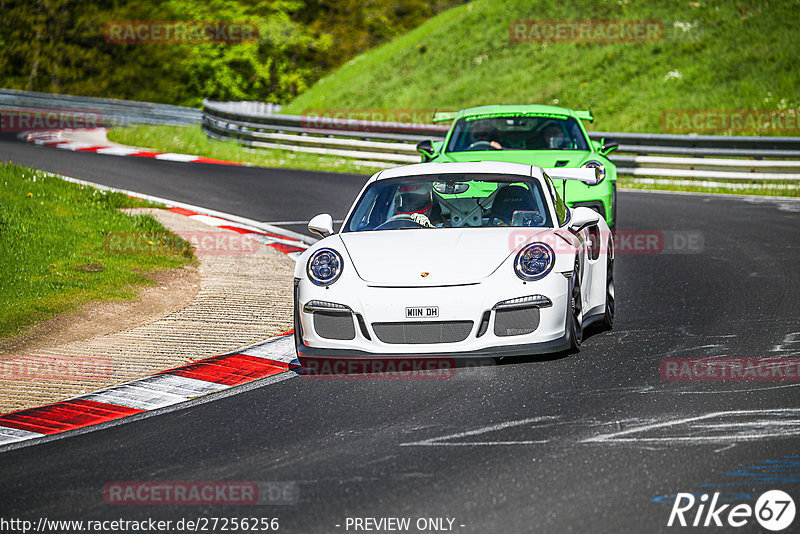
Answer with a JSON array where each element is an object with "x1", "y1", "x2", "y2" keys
[{"x1": 0, "y1": 0, "x2": 465, "y2": 105}]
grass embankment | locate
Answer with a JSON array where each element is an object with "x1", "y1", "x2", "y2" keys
[
  {"x1": 0, "y1": 164, "x2": 194, "y2": 339},
  {"x1": 285, "y1": 0, "x2": 799, "y2": 134},
  {"x1": 107, "y1": 125, "x2": 378, "y2": 174}
]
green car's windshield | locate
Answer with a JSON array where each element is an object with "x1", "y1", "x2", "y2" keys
[
  {"x1": 343, "y1": 174, "x2": 553, "y2": 232},
  {"x1": 446, "y1": 114, "x2": 589, "y2": 152}
]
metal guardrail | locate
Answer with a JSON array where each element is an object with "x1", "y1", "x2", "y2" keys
[
  {"x1": 589, "y1": 131, "x2": 800, "y2": 159},
  {"x1": 202, "y1": 100, "x2": 800, "y2": 181},
  {"x1": 206, "y1": 101, "x2": 283, "y2": 117},
  {"x1": 0, "y1": 88, "x2": 201, "y2": 126},
  {"x1": 203, "y1": 99, "x2": 443, "y2": 143},
  {"x1": 3, "y1": 90, "x2": 797, "y2": 180}
]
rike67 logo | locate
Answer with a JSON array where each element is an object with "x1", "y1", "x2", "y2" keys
[{"x1": 668, "y1": 490, "x2": 795, "y2": 530}]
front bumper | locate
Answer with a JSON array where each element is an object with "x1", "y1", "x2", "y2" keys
[
  {"x1": 296, "y1": 332, "x2": 571, "y2": 360},
  {"x1": 294, "y1": 272, "x2": 572, "y2": 359}
]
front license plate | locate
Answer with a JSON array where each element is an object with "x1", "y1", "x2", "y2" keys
[{"x1": 406, "y1": 306, "x2": 439, "y2": 319}]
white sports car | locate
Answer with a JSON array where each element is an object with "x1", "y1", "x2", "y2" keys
[{"x1": 293, "y1": 161, "x2": 614, "y2": 360}]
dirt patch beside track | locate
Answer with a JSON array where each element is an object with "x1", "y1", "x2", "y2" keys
[{"x1": 0, "y1": 208, "x2": 295, "y2": 413}]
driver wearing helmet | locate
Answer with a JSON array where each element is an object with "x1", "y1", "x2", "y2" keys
[
  {"x1": 394, "y1": 183, "x2": 443, "y2": 227},
  {"x1": 468, "y1": 120, "x2": 503, "y2": 150},
  {"x1": 536, "y1": 121, "x2": 570, "y2": 149}
]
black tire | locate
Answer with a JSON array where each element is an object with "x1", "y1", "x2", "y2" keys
[
  {"x1": 603, "y1": 239, "x2": 615, "y2": 330},
  {"x1": 569, "y1": 266, "x2": 583, "y2": 350},
  {"x1": 293, "y1": 281, "x2": 303, "y2": 357}
]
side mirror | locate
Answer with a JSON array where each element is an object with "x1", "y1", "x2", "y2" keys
[
  {"x1": 308, "y1": 213, "x2": 334, "y2": 238},
  {"x1": 600, "y1": 138, "x2": 619, "y2": 155},
  {"x1": 569, "y1": 207, "x2": 601, "y2": 232},
  {"x1": 416, "y1": 140, "x2": 435, "y2": 162}
]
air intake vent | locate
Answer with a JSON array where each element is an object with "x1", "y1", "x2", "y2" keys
[
  {"x1": 494, "y1": 307, "x2": 540, "y2": 337},
  {"x1": 372, "y1": 321, "x2": 473, "y2": 344},
  {"x1": 314, "y1": 312, "x2": 356, "y2": 340}
]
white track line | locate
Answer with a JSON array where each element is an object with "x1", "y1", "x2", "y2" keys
[
  {"x1": 52, "y1": 173, "x2": 317, "y2": 245},
  {"x1": 74, "y1": 372, "x2": 230, "y2": 411},
  {"x1": 400, "y1": 416, "x2": 557, "y2": 447},
  {"x1": 95, "y1": 147, "x2": 142, "y2": 156},
  {"x1": 240, "y1": 335, "x2": 298, "y2": 365},
  {"x1": 0, "y1": 427, "x2": 46, "y2": 444},
  {"x1": 154, "y1": 153, "x2": 202, "y2": 162}
]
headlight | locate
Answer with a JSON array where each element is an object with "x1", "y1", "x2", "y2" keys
[
  {"x1": 581, "y1": 160, "x2": 606, "y2": 184},
  {"x1": 514, "y1": 243, "x2": 555, "y2": 281},
  {"x1": 307, "y1": 248, "x2": 343, "y2": 286}
]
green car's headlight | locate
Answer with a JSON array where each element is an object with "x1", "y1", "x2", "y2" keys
[{"x1": 582, "y1": 161, "x2": 606, "y2": 184}]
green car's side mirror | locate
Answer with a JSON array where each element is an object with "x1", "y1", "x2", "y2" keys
[
  {"x1": 600, "y1": 138, "x2": 619, "y2": 156},
  {"x1": 416, "y1": 140, "x2": 435, "y2": 162}
]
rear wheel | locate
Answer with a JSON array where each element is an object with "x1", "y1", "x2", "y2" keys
[
  {"x1": 603, "y1": 239, "x2": 615, "y2": 330},
  {"x1": 569, "y1": 265, "x2": 583, "y2": 350}
]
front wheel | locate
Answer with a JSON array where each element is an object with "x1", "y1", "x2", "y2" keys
[
  {"x1": 293, "y1": 280, "x2": 303, "y2": 356},
  {"x1": 602, "y1": 239, "x2": 615, "y2": 330}
]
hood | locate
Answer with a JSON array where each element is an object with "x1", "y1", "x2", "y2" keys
[
  {"x1": 438, "y1": 150, "x2": 589, "y2": 168},
  {"x1": 339, "y1": 227, "x2": 551, "y2": 286}
]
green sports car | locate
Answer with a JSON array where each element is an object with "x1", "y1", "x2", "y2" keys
[{"x1": 417, "y1": 105, "x2": 619, "y2": 229}]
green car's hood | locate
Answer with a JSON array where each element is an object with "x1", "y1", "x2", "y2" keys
[{"x1": 436, "y1": 150, "x2": 592, "y2": 167}]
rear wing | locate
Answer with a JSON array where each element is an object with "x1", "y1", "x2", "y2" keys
[
  {"x1": 432, "y1": 111, "x2": 457, "y2": 123},
  {"x1": 574, "y1": 110, "x2": 594, "y2": 123},
  {"x1": 543, "y1": 167, "x2": 600, "y2": 186}
]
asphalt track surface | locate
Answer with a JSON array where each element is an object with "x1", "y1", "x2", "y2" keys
[{"x1": 2, "y1": 133, "x2": 800, "y2": 533}]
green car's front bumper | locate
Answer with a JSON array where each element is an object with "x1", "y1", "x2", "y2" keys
[{"x1": 560, "y1": 167, "x2": 617, "y2": 230}]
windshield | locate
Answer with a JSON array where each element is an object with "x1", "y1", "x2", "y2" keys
[
  {"x1": 446, "y1": 114, "x2": 589, "y2": 152},
  {"x1": 343, "y1": 174, "x2": 553, "y2": 232}
]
